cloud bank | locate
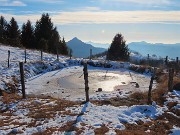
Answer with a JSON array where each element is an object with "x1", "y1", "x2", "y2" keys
[{"x1": 1, "y1": 10, "x2": 180, "y2": 25}]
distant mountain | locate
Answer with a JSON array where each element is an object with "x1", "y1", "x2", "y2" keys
[
  {"x1": 86, "y1": 41, "x2": 110, "y2": 49},
  {"x1": 67, "y1": 37, "x2": 107, "y2": 58},
  {"x1": 128, "y1": 41, "x2": 180, "y2": 59}
]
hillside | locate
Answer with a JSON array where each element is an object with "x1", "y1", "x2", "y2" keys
[
  {"x1": 67, "y1": 37, "x2": 107, "y2": 58},
  {"x1": 0, "y1": 44, "x2": 179, "y2": 134}
]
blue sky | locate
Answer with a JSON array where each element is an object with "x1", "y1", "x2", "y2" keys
[{"x1": 0, "y1": 0, "x2": 180, "y2": 44}]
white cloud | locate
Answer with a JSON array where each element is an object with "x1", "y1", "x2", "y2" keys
[
  {"x1": 29, "y1": 0, "x2": 64, "y2": 3},
  {"x1": 100, "y1": 0, "x2": 171, "y2": 5},
  {"x1": 0, "y1": 0, "x2": 26, "y2": 6},
  {"x1": 1, "y1": 11, "x2": 180, "y2": 25},
  {"x1": 78, "y1": 7, "x2": 101, "y2": 11}
]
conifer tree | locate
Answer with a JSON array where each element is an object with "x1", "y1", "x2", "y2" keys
[
  {"x1": 107, "y1": 33, "x2": 129, "y2": 61},
  {"x1": 0, "y1": 16, "x2": 7, "y2": 43},
  {"x1": 48, "y1": 27, "x2": 60, "y2": 53},
  {"x1": 21, "y1": 20, "x2": 35, "y2": 49},
  {"x1": 6, "y1": 17, "x2": 21, "y2": 47},
  {"x1": 60, "y1": 37, "x2": 68, "y2": 55},
  {"x1": 34, "y1": 13, "x2": 53, "y2": 51}
]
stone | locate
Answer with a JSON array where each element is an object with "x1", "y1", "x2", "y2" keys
[
  {"x1": 97, "y1": 88, "x2": 102, "y2": 92},
  {"x1": 135, "y1": 83, "x2": 139, "y2": 88}
]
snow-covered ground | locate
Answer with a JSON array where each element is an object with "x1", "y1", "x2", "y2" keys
[{"x1": 0, "y1": 44, "x2": 179, "y2": 134}]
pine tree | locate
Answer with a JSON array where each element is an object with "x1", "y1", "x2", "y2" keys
[
  {"x1": 48, "y1": 27, "x2": 60, "y2": 53},
  {"x1": 0, "y1": 16, "x2": 7, "y2": 43},
  {"x1": 34, "y1": 13, "x2": 54, "y2": 51},
  {"x1": 107, "y1": 33, "x2": 129, "y2": 61},
  {"x1": 6, "y1": 17, "x2": 21, "y2": 47},
  {"x1": 21, "y1": 20, "x2": 35, "y2": 49},
  {"x1": 60, "y1": 37, "x2": 68, "y2": 55}
]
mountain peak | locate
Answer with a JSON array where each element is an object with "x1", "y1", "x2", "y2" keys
[
  {"x1": 68, "y1": 37, "x2": 84, "y2": 44},
  {"x1": 71, "y1": 37, "x2": 81, "y2": 41},
  {"x1": 67, "y1": 37, "x2": 107, "y2": 58}
]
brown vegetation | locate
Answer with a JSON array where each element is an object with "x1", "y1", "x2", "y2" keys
[
  {"x1": 94, "y1": 124, "x2": 109, "y2": 135},
  {"x1": 115, "y1": 118, "x2": 173, "y2": 135}
]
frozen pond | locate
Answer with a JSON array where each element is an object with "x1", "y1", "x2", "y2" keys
[
  {"x1": 59, "y1": 71, "x2": 132, "y2": 92},
  {"x1": 26, "y1": 66, "x2": 151, "y2": 101}
]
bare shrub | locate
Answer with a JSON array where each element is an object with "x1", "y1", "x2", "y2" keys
[{"x1": 129, "y1": 91, "x2": 147, "y2": 103}]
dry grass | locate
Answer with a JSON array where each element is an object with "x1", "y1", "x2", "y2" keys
[
  {"x1": 31, "y1": 121, "x2": 85, "y2": 135},
  {"x1": 5, "y1": 76, "x2": 19, "y2": 93},
  {"x1": 1, "y1": 92, "x2": 21, "y2": 105},
  {"x1": 91, "y1": 97, "x2": 142, "y2": 107},
  {"x1": 94, "y1": 124, "x2": 109, "y2": 135},
  {"x1": 152, "y1": 73, "x2": 180, "y2": 105},
  {"x1": 115, "y1": 118, "x2": 173, "y2": 135},
  {"x1": 92, "y1": 91, "x2": 148, "y2": 107},
  {"x1": 151, "y1": 74, "x2": 168, "y2": 105},
  {"x1": 0, "y1": 97, "x2": 82, "y2": 134},
  {"x1": 173, "y1": 76, "x2": 180, "y2": 88},
  {"x1": 27, "y1": 98, "x2": 78, "y2": 120},
  {"x1": 129, "y1": 65, "x2": 150, "y2": 74},
  {"x1": 129, "y1": 91, "x2": 147, "y2": 103},
  {"x1": 167, "y1": 102, "x2": 178, "y2": 110}
]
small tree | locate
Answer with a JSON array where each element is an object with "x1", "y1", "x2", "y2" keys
[
  {"x1": 107, "y1": 33, "x2": 129, "y2": 61},
  {"x1": 60, "y1": 37, "x2": 68, "y2": 55}
]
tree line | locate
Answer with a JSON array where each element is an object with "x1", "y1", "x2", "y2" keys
[{"x1": 0, "y1": 13, "x2": 68, "y2": 55}]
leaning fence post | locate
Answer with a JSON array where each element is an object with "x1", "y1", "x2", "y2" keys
[
  {"x1": 19, "y1": 62, "x2": 26, "y2": 98},
  {"x1": 8, "y1": 50, "x2": 10, "y2": 68},
  {"x1": 168, "y1": 68, "x2": 174, "y2": 92},
  {"x1": 24, "y1": 49, "x2": 27, "y2": 63},
  {"x1": 165, "y1": 56, "x2": 168, "y2": 65},
  {"x1": 176, "y1": 57, "x2": 179, "y2": 65},
  {"x1": 56, "y1": 49, "x2": 59, "y2": 61},
  {"x1": 147, "y1": 68, "x2": 156, "y2": 105},
  {"x1": 147, "y1": 54, "x2": 150, "y2": 65},
  {"x1": 90, "y1": 49, "x2": 92, "y2": 60},
  {"x1": 83, "y1": 63, "x2": 89, "y2": 102},
  {"x1": 69, "y1": 49, "x2": 72, "y2": 59},
  {"x1": 41, "y1": 50, "x2": 43, "y2": 61}
]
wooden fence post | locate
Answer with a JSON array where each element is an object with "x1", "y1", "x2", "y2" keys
[
  {"x1": 83, "y1": 63, "x2": 89, "y2": 102},
  {"x1": 19, "y1": 62, "x2": 26, "y2": 98},
  {"x1": 90, "y1": 49, "x2": 92, "y2": 60},
  {"x1": 168, "y1": 68, "x2": 174, "y2": 92},
  {"x1": 176, "y1": 57, "x2": 179, "y2": 65},
  {"x1": 8, "y1": 50, "x2": 10, "y2": 68},
  {"x1": 24, "y1": 49, "x2": 27, "y2": 63},
  {"x1": 56, "y1": 49, "x2": 59, "y2": 61},
  {"x1": 70, "y1": 49, "x2": 72, "y2": 59},
  {"x1": 147, "y1": 54, "x2": 150, "y2": 65},
  {"x1": 147, "y1": 68, "x2": 156, "y2": 105},
  {"x1": 41, "y1": 50, "x2": 43, "y2": 61},
  {"x1": 165, "y1": 56, "x2": 168, "y2": 65}
]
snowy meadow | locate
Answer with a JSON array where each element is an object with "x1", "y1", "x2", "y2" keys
[{"x1": 0, "y1": 44, "x2": 179, "y2": 135}]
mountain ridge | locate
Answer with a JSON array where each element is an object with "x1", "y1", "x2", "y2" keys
[{"x1": 66, "y1": 37, "x2": 107, "y2": 58}]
